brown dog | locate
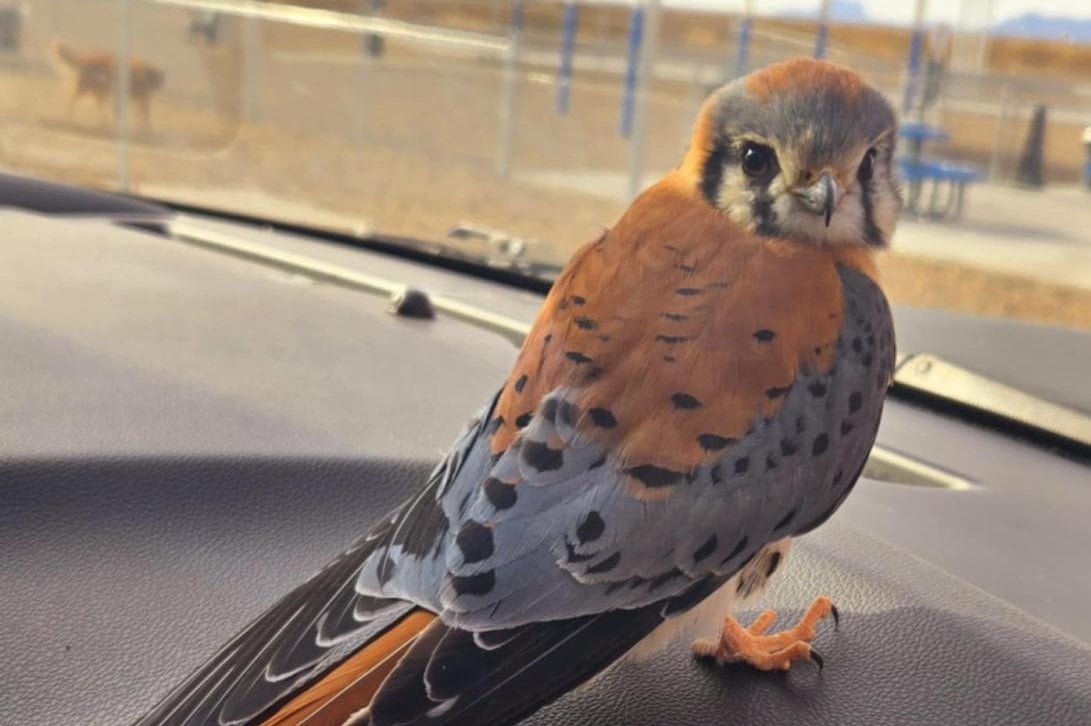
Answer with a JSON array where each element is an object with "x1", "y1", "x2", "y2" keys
[{"x1": 50, "y1": 39, "x2": 165, "y2": 129}]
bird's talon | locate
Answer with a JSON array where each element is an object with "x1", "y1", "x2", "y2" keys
[
  {"x1": 693, "y1": 595, "x2": 837, "y2": 673},
  {"x1": 830, "y1": 604, "x2": 840, "y2": 631},
  {"x1": 747, "y1": 609, "x2": 777, "y2": 636}
]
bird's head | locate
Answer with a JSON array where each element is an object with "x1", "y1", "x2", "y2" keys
[{"x1": 682, "y1": 58, "x2": 901, "y2": 247}]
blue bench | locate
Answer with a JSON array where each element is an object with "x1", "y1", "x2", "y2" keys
[
  {"x1": 900, "y1": 122, "x2": 950, "y2": 144},
  {"x1": 899, "y1": 157, "x2": 984, "y2": 220}
]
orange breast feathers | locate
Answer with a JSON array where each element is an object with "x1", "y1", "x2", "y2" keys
[{"x1": 490, "y1": 174, "x2": 879, "y2": 479}]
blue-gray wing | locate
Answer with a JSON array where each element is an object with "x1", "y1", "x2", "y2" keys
[
  {"x1": 361, "y1": 265, "x2": 894, "y2": 632},
  {"x1": 134, "y1": 395, "x2": 501, "y2": 726}
]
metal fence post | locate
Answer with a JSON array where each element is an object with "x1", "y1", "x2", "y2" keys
[
  {"x1": 976, "y1": 0, "x2": 995, "y2": 73},
  {"x1": 619, "y1": 3, "x2": 644, "y2": 138},
  {"x1": 814, "y1": 0, "x2": 831, "y2": 59},
  {"x1": 242, "y1": 12, "x2": 261, "y2": 122},
  {"x1": 117, "y1": 0, "x2": 132, "y2": 191},
  {"x1": 1083, "y1": 125, "x2": 1091, "y2": 190},
  {"x1": 989, "y1": 80, "x2": 1010, "y2": 181},
  {"x1": 902, "y1": 0, "x2": 927, "y2": 117},
  {"x1": 496, "y1": 0, "x2": 523, "y2": 176},
  {"x1": 555, "y1": 0, "x2": 577, "y2": 114},
  {"x1": 354, "y1": 0, "x2": 371, "y2": 145},
  {"x1": 735, "y1": 14, "x2": 751, "y2": 78},
  {"x1": 627, "y1": 0, "x2": 659, "y2": 201},
  {"x1": 731, "y1": 0, "x2": 754, "y2": 79}
]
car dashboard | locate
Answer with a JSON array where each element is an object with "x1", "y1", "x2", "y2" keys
[{"x1": 1, "y1": 176, "x2": 1089, "y2": 725}]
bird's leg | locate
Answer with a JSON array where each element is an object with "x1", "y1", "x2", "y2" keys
[{"x1": 692, "y1": 596, "x2": 838, "y2": 671}]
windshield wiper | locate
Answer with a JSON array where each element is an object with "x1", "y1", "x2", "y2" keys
[
  {"x1": 444, "y1": 222, "x2": 564, "y2": 281},
  {"x1": 891, "y1": 353, "x2": 1091, "y2": 459},
  {"x1": 370, "y1": 229, "x2": 563, "y2": 285},
  {"x1": 135, "y1": 195, "x2": 562, "y2": 293}
]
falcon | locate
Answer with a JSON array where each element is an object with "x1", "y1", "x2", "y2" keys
[{"x1": 137, "y1": 57, "x2": 900, "y2": 726}]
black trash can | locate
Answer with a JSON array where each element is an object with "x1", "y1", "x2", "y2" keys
[{"x1": 1015, "y1": 104, "x2": 1047, "y2": 188}]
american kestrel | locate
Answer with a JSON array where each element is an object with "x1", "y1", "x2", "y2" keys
[{"x1": 138, "y1": 58, "x2": 900, "y2": 726}]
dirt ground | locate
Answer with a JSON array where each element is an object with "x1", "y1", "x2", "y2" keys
[
  {"x1": 260, "y1": 12, "x2": 1091, "y2": 184},
  {"x1": 877, "y1": 256, "x2": 1089, "y2": 330},
  {"x1": 2, "y1": 40, "x2": 1088, "y2": 332}
]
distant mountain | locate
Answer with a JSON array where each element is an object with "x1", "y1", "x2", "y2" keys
[
  {"x1": 780, "y1": 0, "x2": 869, "y2": 23},
  {"x1": 992, "y1": 13, "x2": 1091, "y2": 43}
]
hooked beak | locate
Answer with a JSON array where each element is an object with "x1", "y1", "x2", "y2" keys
[{"x1": 794, "y1": 171, "x2": 842, "y2": 227}]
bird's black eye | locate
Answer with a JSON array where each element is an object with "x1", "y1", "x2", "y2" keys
[
  {"x1": 858, "y1": 148, "x2": 877, "y2": 183},
  {"x1": 741, "y1": 144, "x2": 777, "y2": 179}
]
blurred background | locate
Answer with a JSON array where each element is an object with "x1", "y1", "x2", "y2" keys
[{"x1": 1, "y1": 0, "x2": 1089, "y2": 328}]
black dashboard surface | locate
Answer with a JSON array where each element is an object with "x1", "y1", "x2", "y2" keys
[{"x1": 2, "y1": 208, "x2": 1089, "y2": 725}]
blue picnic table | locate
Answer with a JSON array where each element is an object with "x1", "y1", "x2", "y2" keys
[
  {"x1": 900, "y1": 122, "x2": 951, "y2": 143},
  {"x1": 898, "y1": 123, "x2": 982, "y2": 220}
]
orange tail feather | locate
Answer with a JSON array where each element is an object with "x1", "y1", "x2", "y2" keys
[{"x1": 262, "y1": 610, "x2": 436, "y2": 726}]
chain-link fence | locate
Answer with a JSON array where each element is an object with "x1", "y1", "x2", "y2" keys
[{"x1": 1, "y1": 0, "x2": 1089, "y2": 262}]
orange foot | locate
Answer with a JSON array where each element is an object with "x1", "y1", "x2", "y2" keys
[{"x1": 692, "y1": 596, "x2": 839, "y2": 671}]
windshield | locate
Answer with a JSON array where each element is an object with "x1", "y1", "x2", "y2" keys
[{"x1": 1, "y1": 0, "x2": 1088, "y2": 330}]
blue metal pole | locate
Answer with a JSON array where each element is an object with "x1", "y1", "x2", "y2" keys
[
  {"x1": 1083, "y1": 127, "x2": 1091, "y2": 190},
  {"x1": 619, "y1": 4, "x2": 645, "y2": 138},
  {"x1": 814, "y1": 24, "x2": 828, "y2": 59},
  {"x1": 556, "y1": 1, "x2": 578, "y2": 114},
  {"x1": 814, "y1": 0, "x2": 831, "y2": 59},
  {"x1": 903, "y1": 0, "x2": 927, "y2": 115},
  {"x1": 116, "y1": 0, "x2": 131, "y2": 191},
  {"x1": 627, "y1": 0, "x2": 660, "y2": 200},
  {"x1": 363, "y1": 0, "x2": 386, "y2": 57},
  {"x1": 903, "y1": 28, "x2": 924, "y2": 112},
  {"x1": 497, "y1": 0, "x2": 525, "y2": 176},
  {"x1": 512, "y1": 0, "x2": 524, "y2": 33},
  {"x1": 735, "y1": 16, "x2": 752, "y2": 77}
]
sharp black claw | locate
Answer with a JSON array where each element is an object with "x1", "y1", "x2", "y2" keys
[
  {"x1": 830, "y1": 604, "x2": 841, "y2": 631},
  {"x1": 811, "y1": 647, "x2": 825, "y2": 671}
]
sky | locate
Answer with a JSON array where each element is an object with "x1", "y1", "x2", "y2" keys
[{"x1": 653, "y1": 0, "x2": 1091, "y2": 27}]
